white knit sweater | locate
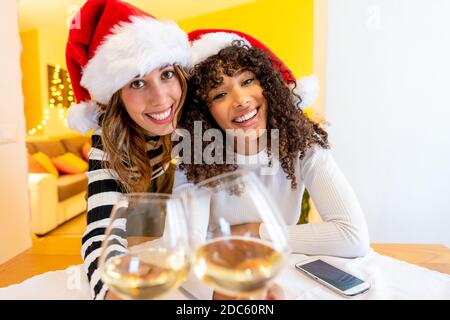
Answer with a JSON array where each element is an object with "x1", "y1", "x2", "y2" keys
[
  {"x1": 174, "y1": 145, "x2": 370, "y2": 299},
  {"x1": 174, "y1": 145, "x2": 371, "y2": 258}
]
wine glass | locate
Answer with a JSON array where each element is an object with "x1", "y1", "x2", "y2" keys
[
  {"x1": 98, "y1": 193, "x2": 190, "y2": 300},
  {"x1": 181, "y1": 170, "x2": 290, "y2": 299}
]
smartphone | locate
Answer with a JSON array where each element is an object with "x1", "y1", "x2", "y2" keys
[{"x1": 295, "y1": 258, "x2": 371, "y2": 297}]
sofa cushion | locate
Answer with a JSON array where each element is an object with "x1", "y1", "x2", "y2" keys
[
  {"x1": 32, "y1": 140, "x2": 67, "y2": 157},
  {"x1": 26, "y1": 142, "x2": 37, "y2": 154},
  {"x1": 61, "y1": 136, "x2": 90, "y2": 159},
  {"x1": 81, "y1": 142, "x2": 91, "y2": 161},
  {"x1": 57, "y1": 173, "x2": 88, "y2": 202}
]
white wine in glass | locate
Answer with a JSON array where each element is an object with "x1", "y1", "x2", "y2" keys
[
  {"x1": 99, "y1": 193, "x2": 190, "y2": 300},
  {"x1": 184, "y1": 170, "x2": 290, "y2": 298},
  {"x1": 195, "y1": 236, "x2": 285, "y2": 297}
]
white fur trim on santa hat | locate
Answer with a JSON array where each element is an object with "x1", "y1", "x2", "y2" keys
[
  {"x1": 292, "y1": 75, "x2": 320, "y2": 108},
  {"x1": 190, "y1": 32, "x2": 251, "y2": 67},
  {"x1": 81, "y1": 16, "x2": 190, "y2": 105},
  {"x1": 67, "y1": 101, "x2": 100, "y2": 135}
]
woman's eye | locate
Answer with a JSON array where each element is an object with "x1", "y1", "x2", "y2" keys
[
  {"x1": 242, "y1": 78, "x2": 254, "y2": 86},
  {"x1": 130, "y1": 80, "x2": 145, "y2": 89},
  {"x1": 212, "y1": 93, "x2": 226, "y2": 101},
  {"x1": 162, "y1": 70, "x2": 175, "y2": 79}
]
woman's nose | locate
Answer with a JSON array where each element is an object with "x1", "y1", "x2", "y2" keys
[
  {"x1": 146, "y1": 83, "x2": 166, "y2": 107},
  {"x1": 231, "y1": 88, "x2": 250, "y2": 109}
]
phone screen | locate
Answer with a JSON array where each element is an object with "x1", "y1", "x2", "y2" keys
[{"x1": 298, "y1": 260, "x2": 364, "y2": 291}]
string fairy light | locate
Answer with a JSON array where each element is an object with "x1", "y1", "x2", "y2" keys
[{"x1": 28, "y1": 64, "x2": 75, "y2": 135}]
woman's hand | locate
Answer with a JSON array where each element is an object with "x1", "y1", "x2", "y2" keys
[
  {"x1": 212, "y1": 291, "x2": 237, "y2": 300},
  {"x1": 105, "y1": 290, "x2": 122, "y2": 300},
  {"x1": 230, "y1": 223, "x2": 261, "y2": 238},
  {"x1": 212, "y1": 283, "x2": 285, "y2": 300},
  {"x1": 212, "y1": 222, "x2": 282, "y2": 301}
]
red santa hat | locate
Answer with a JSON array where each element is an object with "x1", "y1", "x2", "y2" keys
[
  {"x1": 188, "y1": 29, "x2": 319, "y2": 109},
  {"x1": 66, "y1": 0, "x2": 190, "y2": 134}
]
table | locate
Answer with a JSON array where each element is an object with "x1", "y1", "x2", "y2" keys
[
  {"x1": 0, "y1": 240, "x2": 449, "y2": 288},
  {"x1": 371, "y1": 243, "x2": 450, "y2": 275}
]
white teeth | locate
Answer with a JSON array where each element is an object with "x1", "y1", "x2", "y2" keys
[
  {"x1": 147, "y1": 108, "x2": 171, "y2": 121},
  {"x1": 234, "y1": 109, "x2": 257, "y2": 123}
]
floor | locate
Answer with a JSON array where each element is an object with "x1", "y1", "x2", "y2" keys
[{"x1": 0, "y1": 213, "x2": 86, "y2": 288}]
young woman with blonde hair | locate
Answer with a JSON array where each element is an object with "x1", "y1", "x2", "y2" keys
[{"x1": 66, "y1": 0, "x2": 190, "y2": 299}]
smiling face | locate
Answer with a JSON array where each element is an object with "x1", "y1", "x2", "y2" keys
[
  {"x1": 207, "y1": 69, "x2": 268, "y2": 140},
  {"x1": 121, "y1": 65, "x2": 182, "y2": 136}
]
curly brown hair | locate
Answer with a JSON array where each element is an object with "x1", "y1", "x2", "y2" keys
[{"x1": 177, "y1": 42, "x2": 329, "y2": 189}]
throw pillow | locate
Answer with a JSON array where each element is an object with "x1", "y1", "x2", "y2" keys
[
  {"x1": 52, "y1": 152, "x2": 88, "y2": 174},
  {"x1": 81, "y1": 142, "x2": 91, "y2": 161},
  {"x1": 32, "y1": 152, "x2": 59, "y2": 177},
  {"x1": 27, "y1": 153, "x2": 47, "y2": 173}
]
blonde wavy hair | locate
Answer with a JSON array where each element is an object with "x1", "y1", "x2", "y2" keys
[{"x1": 99, "y1": 65, "x2": 188, "y2": 193}]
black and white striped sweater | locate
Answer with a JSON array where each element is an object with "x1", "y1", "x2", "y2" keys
[{"x1": 82, "y1": 128, "x2": 173, "y2": 300}]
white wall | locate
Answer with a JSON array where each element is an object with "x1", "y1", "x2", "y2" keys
[
  {"x1": 0, "y1": 0, "x2": 32, "y2": 264},
  {"x1": 326, "y1": 0, "x2": 450, "y2": 246}
]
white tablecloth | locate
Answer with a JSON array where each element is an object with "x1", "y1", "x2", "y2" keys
[{"x1": 1, "y1": 250, "x2": 449, "y2": 300}]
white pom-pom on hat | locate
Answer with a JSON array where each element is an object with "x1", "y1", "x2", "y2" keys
[
  {"x1": 292, "y1": 75, "x2": 320, "y2": 108},
  {"x1": 67, "y1": 101, "x2": 100, "y2": 135}
]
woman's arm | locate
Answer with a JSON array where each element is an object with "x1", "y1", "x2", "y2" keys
[
  {"x1": 260, "y1": 146, "x2": 371, "y2": 258},
  {"x1": 82, "y1": 131, "x2": 127, "y2": 300}
]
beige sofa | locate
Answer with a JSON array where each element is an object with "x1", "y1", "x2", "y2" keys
[{"x1": 26, "y1": 135, "x2": 89, "y2": 235}]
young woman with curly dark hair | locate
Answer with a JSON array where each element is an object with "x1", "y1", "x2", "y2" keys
[{"x1": 174, "y1": 30, "x2": 370, "y2": 273}]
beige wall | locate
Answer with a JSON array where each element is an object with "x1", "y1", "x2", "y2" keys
[
  {"x1": 313, "y1": 0, "x2": 328, "y2": 122},
  {"x1": 0, "y1": 0, "x2": 32, "y2": 264},
  {"x1": 327, "y1": 0, "x2": 450, "y2": 245},
  {"x1": 20, "y1": 29, "x2": 42, "y2": 131},
  {"x1": 307, "y1": 0, "x2": 328, "y2": 223}
]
